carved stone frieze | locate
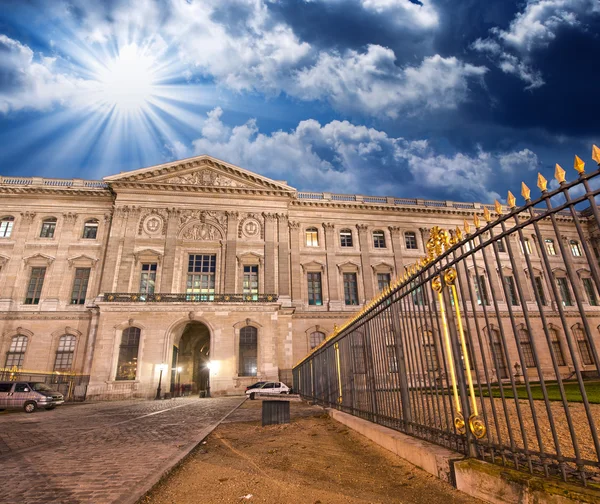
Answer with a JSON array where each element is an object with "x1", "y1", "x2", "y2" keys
[
  {"x1": 238, "y1": 213, "x2": 264, "y2": 240},
  {"x1": 138, "y1": 208, "x2": 168, "y2": 236},
  {"x1": 180, "y1": 223, "x2": 223, "y2": 241},
  {"x1": 179, "y1": 210, "x2": 227, "y2": 229},
  {"x1": 20, "y1": 211, "x2": 36, "y2": 222},
  {"x1": 166, "y1": 169, "x2": 246, "y2": 188},
  {"x1": 289, "y1": 221, "x2": 301, "y2": 229},
  {"x1": 62, "y1": 212, "x2": 79, "y2": 224}
]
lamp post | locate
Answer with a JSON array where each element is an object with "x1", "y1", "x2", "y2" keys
[
  {"x1": 155, "y1": 363, "x2": 167, "y2": 400},
  {"x1": 176, "y1": 366, "x2": 182, "y2": 397}
]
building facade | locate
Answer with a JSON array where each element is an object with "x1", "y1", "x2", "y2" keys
[{"x1": 0, "y1": 155, "x2": 599, "y2": 398}]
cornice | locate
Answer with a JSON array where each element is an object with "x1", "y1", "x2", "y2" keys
[
  {"x1": 108, "y1": 181, "x2": 295, "y2": 198},
  {"x1": 0, "y1": 186, "x2": 112, "y2": 198}
]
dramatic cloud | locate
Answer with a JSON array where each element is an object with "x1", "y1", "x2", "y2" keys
[{"x1": 498, "y1": 149, "x2": 539, "y2": 173}]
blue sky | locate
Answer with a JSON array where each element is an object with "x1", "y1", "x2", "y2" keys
[{"x1": 0, "y1": 0, "x2": 599, "y2": 203}]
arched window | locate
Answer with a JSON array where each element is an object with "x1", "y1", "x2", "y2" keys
[
  {"x1": 572, "y1": 326, "x2": 594, "y2": 366},
  {"x1": 549, "y1": 329, "x2": 566, "y2": 366},
  {"x1": 489, "y1": 329, "x2": 508, "y2": 379},
  {"x1": 54, "y1": 335, "x2": 76, "y2": 371},
  {"x1": 0, "y1": 216, "x2": 14, "y2": 238},
  {"x1": 40, "y1": 217, "x2": 57, "y2": 238},
  {"x1": 239, "y1": 326, "x2": 258, "y2": 376},
  {"x1": 518, "y1": 328, "x2": 536, "y2": 368},
  {"x1": 82, "y1": 219, "x2": 99, "y2": 239},
  {"x1": 5, "y1": 335, "x2": 28, "y2": 369},
  {"x1": 339, "y1": 229, "x2": 353, "y2": 247},
  {"x1": 422, "y1": 330, "x2": 438, "y2": 372},
  {"x1": 306, "y1": 227, "x2": 319, "y2": 247},
  {"x1": 373, "y1": 230, "x2": 386, "y2": 248},
  {"x1": 310, "y1": 331, "x2": 325, "y2": 349},
  {"x1": 116, "y1": 327, "x2": 141, "y2": 380}
]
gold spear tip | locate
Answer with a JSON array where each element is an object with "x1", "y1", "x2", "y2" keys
[
  {"x1": 455, "y1": 226, "x2": 463, "y2": 241},
  {"x1": 521, "y1": 182, "x2": 531, "y2": 201},
  {"x1": 592, "y1": 145, "x2": 600, "y2": 165},
  {"x1": 483, "y1": 206, "x2": 492, "y2": 222},
  {"x1": 574, "y1": 155, "x2": 585, "y2": 174},
  {"x1": 507, "y1": 191, "x2": 516, "y2": 208},
  {"x1": 473, "y1": 213, "x2": 481, "y2": 228},
  {"x1": 554, "y1": 163, "x2": 566, "y2": 183},
  {"x1": 537, "y1": 173, "x2": 548, "y2": 192},
  {"x1": 463, "y1": 218, "x2": 471, "y2": 234},
  {"x1": 494, "y1": 200, "x2": 503, "y2": 216}
]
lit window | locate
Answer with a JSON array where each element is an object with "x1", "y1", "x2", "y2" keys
[
  {"x1": 340, "y1": 229, "x2": 353, "y2": 247},
  {"x1": 310, "y1": 331, "x2": 325, "y2": 349},
  {"x1": 306, "y1": 227, "x2": 319, "y2": 247},
  {"x1": 5, "y1": 335, "x2": 28, "y2": 369},
  {"x1": 82, "y1": 220, "x2": 98, "y2": 239},
  {"x1": 239, "y1": 326, "x2": 258, "y2": 376},
  {"x1": 186, "y1": 255, "x2": 216, "y2": 301},
  {"x1": 243, "y1": 265, "x2": 259, "y2": 300},
  {"x1": 116, "y1": 327, "x2": 140, "y2": 380},
  {"x1": 570, "y1": 240, "x2": 582, "y2": 257},
  {"x1": 520, "y1": 238, "x2": 533, "y2": 255},
  {"x1": 140, "y1": 263, "x2": 157, "y2": 295},
  {"x1": 405, "y1": 232, "x2": 417, "y2": 250},
  {"x1": 373, "y1": 230, "x2": 386, "y2": 248},
  {"x1": 307, "y1": 272, "x2": 322, "y2": 306},
  {"x1": 556, "y1": 277, "x2": 573, "y2": 307},
  {"x1": 583, "y1": 278, "x2": 598, "y2": 306},
  {"x1": 545, "y1": 239, "x2": 557, "y2": 256},
  {"x1": 0, "y1": 216, "x2": 14, "y2": 238},
  {"x1": 40, "y1": 218, "x2": 57, "y2": 238},
  {"x1": 71, "y1": 268, "x2": 91, "y2": 305},
  {"x1": 54, "y1": 335, "x2": 76, "y2": 371}
]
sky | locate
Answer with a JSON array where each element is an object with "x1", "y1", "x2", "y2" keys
[{"x1": 0, "y1": 0, "x2": 599, "y2": 204}]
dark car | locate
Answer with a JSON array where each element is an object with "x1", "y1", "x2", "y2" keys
[{"x1": 244, "y1": 381, "x2": 266, "y2": 392}]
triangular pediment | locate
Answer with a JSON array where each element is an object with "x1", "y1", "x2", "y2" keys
[{"x1": 104, "y1": 155, "x2": 296, "y2": 194}]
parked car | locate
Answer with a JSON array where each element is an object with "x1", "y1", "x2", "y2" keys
[
  {"x1": 245, "y1": 381, "x2": 290, "y2": 399},
  {"x1": 0, "y1": 381, "x2": 64, "y2": 413},
  {"x1": 244, "y1": 381, "x2": 267, "y2": 393}
]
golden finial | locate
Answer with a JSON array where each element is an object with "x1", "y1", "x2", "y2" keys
[
  {"x1": 483, "y1": 206, "x2": 491, "y2": 223},
  {"x1": 473, "y1": 213, "x2": 481, "y2": 228},
  {"x1": 592, "y1": 145, "x2": 600, "y2": 165},
  {"x1": 536, "y1": 173, "x2": 547, "y2": 192},
  {"x1": 521, "y1": 182, "x2": 531, "y2": 201},
  {"x1": 455, "y1": 226, "x2": 463, "y2": 241},
  {"x1": 555, "y1": 163, "x2": 566, "y2": 183},
  {"x1": 574, "y1": 155, "x2": 585, "y2": 174},
  {"x1": 494, "y1": 200, "x2": 503, "y2": 216},
  {"x1": 507, "y1": 191, "x2": 516, "y2": 209},
  {"x1": 463, "y1": 219, "x2": 471, "y2": 234}
]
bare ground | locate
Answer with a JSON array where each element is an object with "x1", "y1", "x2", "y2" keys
[{"x1": 141, "y1": 399, "x2": 483, "y2": 504}]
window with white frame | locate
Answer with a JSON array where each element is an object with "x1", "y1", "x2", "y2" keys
[
  {"x1": 71, "y1": 268, "x2": 90, "y2": 304},
  {"x1": 404, "y1": 231, "x2": 417, "y2": 250},
  {"x1": 520, "y1": 238, "x2": 533, "y2": 255},
  {"x1": 373, "y1": 230, "x2": 386, "y2": 248},
  {"x1": 186, "y1": 254, "x2": 216, "y2": 300},
  {"x1": 139, "y1": 263, "x2": 157, "y2": 295},
  {"x1": 54, "y1": 335, "x2": 76, "y2": 370},
  {"x1": 556, "y1": 277, "x2": 573, "y2": 307},
  {"x1": 243, "y1": 265, "x2": 259, "y2": 300},
  {"x1": 25, "y1": 267, "x2": 46, "y2": 305},
  {"x1": 5, "y1": 335, "x2": 28, "y2": 369},
  {"x1": 545, "y1": 239, "x2": 557, "y2": 256},
  {"x1": 0, "y1": 216, "x2": 14, "y2": 238},
  {"x1": 570, "y1": 240, "x2": 582, "y2": 257},
  {"x1": 310, "y1": 331, "x2": 325, "y2": 349},
  {"x1": 82, "y1": 220, "x2": 99, "y2": 239},
  {"x1": 306, "y1": 227, "x2": 319, "y2": 247},
  {"x1": 40, "y1": 218, "x2": 57, "y2": 238},
  {"x1": 340, "y1": 229, "x2": 353, "y2": 247}
]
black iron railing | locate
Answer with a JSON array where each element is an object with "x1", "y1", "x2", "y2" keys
[
  {"x1": 102, "y1": 293, "x2": 279, "y2": 302},
  {"x1": 294, "y1": 151, "x2": 600, "y2": 486}
]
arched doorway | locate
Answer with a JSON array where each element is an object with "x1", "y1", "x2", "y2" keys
[{"x1": 173, "y1": 322, "x2": 211, "y2": 396}]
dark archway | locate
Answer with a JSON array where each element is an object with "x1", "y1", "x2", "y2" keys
[{"x1": 173, "y1": 322, "x2": 210, "y2": 395}]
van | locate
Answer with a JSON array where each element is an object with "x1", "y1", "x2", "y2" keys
[{"x1": 0, "y1": 381, "x2": 64, "y2": 413}]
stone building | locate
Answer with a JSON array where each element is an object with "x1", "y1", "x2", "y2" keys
[{"x1": 0, "y1": 155, "x2": 598, "y2": 398}]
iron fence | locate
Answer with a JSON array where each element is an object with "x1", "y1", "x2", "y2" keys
[
  {"x1": 293, "y1": 150, "x2": 600, "y2": 486},
  {"x1": 0, "y1": 369, "x2": 90, "y2": 401}
]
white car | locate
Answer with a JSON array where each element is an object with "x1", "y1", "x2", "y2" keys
[{"x1": 245, "y1": 381, "x2": 290, "y2": 399}]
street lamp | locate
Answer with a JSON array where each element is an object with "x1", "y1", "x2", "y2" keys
[
  {"x1": 155, "y1": 363, "x2": 167, "y2": 400},
  {"x1": 176, "y1": 366, "x2": 182, "y2": 397}
]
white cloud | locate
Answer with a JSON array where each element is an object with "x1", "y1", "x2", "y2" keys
[{"x1": 498, "y1": 148, "x2": 539, "y2": 172}]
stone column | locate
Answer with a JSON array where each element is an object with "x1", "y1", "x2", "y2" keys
[
  {"x1": 277, "y1": 214, "x2": 290, "y2": 298},
  {"x1": 99, "y1": 206, "x2": 125, "y2": 294},
  {"x1": 48, "y1": 212, "x2": 79, "y2": 305},
  {"x1": 356, "y1": 224, "x2": 374, "y2": 301},
  {"x1": 263, "y1": 213, "x2": 276, "y2": 293},
  {"x1": 389, "y1": 226, "x2": 405, "y2": 278},
  {"x1": 324, "y1": 223, "x2": 341, "y2": 309},
  {"x1": 116, "y1": 207, "x2": 141, "y2": 292},
  {"x1": 159, "y1": 208, "x2": 181, "y2": 293},
  {"x1": 289, "y1": 221, "x2": 302, "y2": 304},
  {"x1": 224, "y1": 211, "x2": 239, "y2": 292}
]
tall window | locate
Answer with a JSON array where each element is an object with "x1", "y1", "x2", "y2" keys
[
  {"x1": 343, "y1": 273, "x2": 359, "y2": 305},
  {"x1": 377, "y1": 273, "x2": 391, "y2": 292},
  {"x1": 40, "y1": 218, "x2": 57, "y2": 238},
  {"x1": 71, "y1": 268, "x2": 91, "y2": 305},
  {"x1": 306, "y1": 227, "x2": 319, "y2": 247},
  {"x1": 340, "y1": 229, "x2": 353, "y2": 247},
  {"x1": 239, "y1": 326, "x2": 258, "y2": 376},
  {"x1": 82, "y1": 220, "x2": 98, "y2": 239},
  {"x1": 405, "y1": 231, "x2": 417, "y2": 250},
  {"x1": 549, "y1": 329, "x2": 566, "y2": 366},
  {"x1": 25, "y1": 267, "x2": 46, "y2": 304},
  {"x1": 490, "y1": 329, "x2": 508, "y2": 379},
  {"x1": 139, "y1": 263, "x2": 157, "y2": 295},
  {"x1": 422, "y1": 331, "x2": 438, "y2": 372},
  {"x1": 310, "y1": 331, "x2": 325, "y2": 349},
  {"x1": 474, "y1": 274, "x2": 490, "y2": 306},
  {"x1": 373, "y1": 230, "x2": 386, "y2": 248},
  {"x1": 497, "y1": 238, "x2": 506, "y2": 253},
  {"x1": 556, "y1": 277, "x2": 573, "y2": 307},
  {"x1": 307, "y1": 272, "x2": 322, "y2": 306},
  {"x1": 504, "y1": 275, "x2": 519, "y2": 306},
  {"x1": 243, "y1": 265, "x2": 259, "y2": 300},
  {"x1": 570, "y1": 240, "x2": 582, "y2": 257},
  {"x1": 54, "y1": 335, "x2": 76, "y2": 371},
  {"x1": 0, "y1": 216, "x2": 14, "y2": 238},
  {"x1": 5, "y1": 335, "x2": 28, "y2": 369},
  {"x1": 116, "y1": 327, "x2": 140, "y2": 380},
  {"x1": 413, "y1": 285, "x2": 428, "y2": 306},
  {"x1": 186, "y1": 254, "x2": 216, "y2": 300},
  {"x1": 572, "y1": 326, "x2": 594, "y2": 366},
  {"x1": 583, "y1": 278, "x2": 598, "y2": 306},
  {"x1": 520, "y1": 238, "x2": 533, "y2": 255},
  {"x1": 518, "y1": 328, "x2": 536, "y2": 368},
  {"x1": 534, "y1": 276, "x2": 547, "y2": 306},
  {"x1": 545, "y1": 239, "x2": 557, "y2": 256}
]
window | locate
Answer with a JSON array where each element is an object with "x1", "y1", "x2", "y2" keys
[
  {"x1": 25, "y1": 267, "x2": 46, "y2": 304},
  {"x1": 504, "y1": 275, "x2": 519, "y2": 306},
  {"x1": 371, "y1": 230, "x2": 385, "y2": 248},
  {"x1": 377, "y1": 273, "x2": 391, "y2": 292},
  {"x1": 40, "y1": 218, "x2": 57, "y2": 238},
  {"x1": 422, "y1": 331, "x2": 438, "y2": 372},
  {"x1": 307, "y1": 272, "x2": 322, "y2": 306},
  {"x1": 306, "y1": 227, "x2": 319, "y2": 247},
  {"x1": 413, "y1": 285, "x2": 428, "y2": 306},
  {"x1": 549, "y1": 329, "x2": 566, "y2": 366},
  {"x1": 340, "y1": 229, "x2": 353, "y2": 247},
  {"x1": 520, "y1": 238, "x2": 533, "y2": 255},
  {"x1": 343, "y1": 273, "x2": 359, "y2": 305},
  {"x1": 583, "y1": 278, "x2": 598, "y2": 306},
  {"x1": 518, "y1": 329, "x2": 536, "y2": 368},
  {"x1": 115, "y1": 327, "x2": 140, "y2": 380},
  {"x1": 243, "y1": 265, "x2": 259, "y2": 300},
  {"x1": 556, "y1": 277, "x2": 573, "y2": 307},
  {"x1": 82, "y1": 220, "x2": 98, "y2": 239},
  {"x1": 534, "y1": 276, "x2": 547, "y2": 306},
  {"x1": 405, "y1": 231, "x2": 417, "y2": 250},
  {"x1": 5, "y1": 335, "x2": 28, "y2": 369},
  {"x1": 186, "y1": 254, "x2": 216, "y2": 301},
  {"x1": 570, "y1": 240, "x2": 582, "y2": 257},
  {"x1": 490, "y1": 329, "x2": 508, "y2": 379},
  {"x1": 572, "y1": 326, "x2": 593, "y2": 366},
  {"x1": 310, "y1": 331, "x2": 325, "y2": 349},
  {"x1": 54, "y1": 335, "x2": 76, "y2": 371},
  {"x1": 0, "y1": 216, "x2": 14, "y2": 238},
  {"x1": 497, "y1": 238, "x2": 506, "y2": 253},
  {"x1": 140, "y1": 263, "x2": 157, "y2": 295},
  {"x1": 239, "y1": 326, "x2": 258, "y2": 376},
  {"x1": 545, "y1": 239, "x2": 557, "y2": 256},
  {"x1": 71, "y1": 268, "x2": 91, "y2": 305},
  {"x1": 474, "y1": 274, "x2": 490, "y2": 306}
]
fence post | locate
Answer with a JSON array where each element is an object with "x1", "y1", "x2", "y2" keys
[{"x1": 390, "y1": 299, "x2": 412, "y2": 432}]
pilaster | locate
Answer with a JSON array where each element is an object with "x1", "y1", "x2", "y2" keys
[
  {"x1": 115, "y1": 207, "x2": 142, "y2": 292},
  {"x1": 389, "y1": 226, "x2": 405, "y2": 278},
  {"x1": 277, "y1": 214, "x2": 290, "y2": 298},
  {"x1": 289, "y1": 221, "x2": 302, "y2": 304},
  {"x1": 356, "y1": 224, "x2": 374, "y2": 301},
  {"x1": 224, "y1": 211, "x2": 239, "y2": 292},
  {"x1": 263, "y1": 213, "x2": 276, "y2": 293},
  {"x1": 159, "y1": 208, "x2": 181, "y2": 293}
]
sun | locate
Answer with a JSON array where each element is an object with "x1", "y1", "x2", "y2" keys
[{"x1": 97, "y1": 44, "x2": 156, "y2": 113}]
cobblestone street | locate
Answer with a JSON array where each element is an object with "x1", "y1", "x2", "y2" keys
[{"x1": 0, "y1": 397, "x2": 245, "y2": 504}]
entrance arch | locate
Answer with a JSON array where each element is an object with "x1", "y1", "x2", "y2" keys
[{"x1": 172, "y1": 321, "x2": 211, "y2": 395}]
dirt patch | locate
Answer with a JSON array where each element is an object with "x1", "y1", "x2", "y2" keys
[{"x1": 141, "y1": 400, "x2": 482, "y2": 504}]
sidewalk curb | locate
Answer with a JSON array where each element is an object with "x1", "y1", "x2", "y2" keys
[{"x1": 119, "y1": 397, "x2": 247, "y2": 504}]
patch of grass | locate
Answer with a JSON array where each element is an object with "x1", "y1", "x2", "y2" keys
[{"x1": 480, "y1": 380, "x2": 600, "y2": 404}]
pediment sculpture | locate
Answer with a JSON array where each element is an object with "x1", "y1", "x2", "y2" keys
[
  {"x1": 181, "y1": 223, "x2": 223, "y2": 241},
  {"x1": 166, "y1": 169, "x2": 245, "y2": 188}
]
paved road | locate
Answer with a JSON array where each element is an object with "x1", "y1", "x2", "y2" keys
[{"x1": 0, "y1": 397, "x2": 245, "y2": 504}]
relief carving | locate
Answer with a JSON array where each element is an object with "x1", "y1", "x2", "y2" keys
[
  {"x1": 238, "y1": 213, "x2": 264, "y2": 239},
  {"x1": 181, "y1": 223, "x2": 223, "y2": 241},
  {"x1": 138, "y1": 209, "x2": 168, "y2": 236},
  {"x1": 179, "y1": 210, "x2": 227, "y2": 229},
  {"x1": 166, "y1": 169, "x2": 245, "y2": 188}
]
